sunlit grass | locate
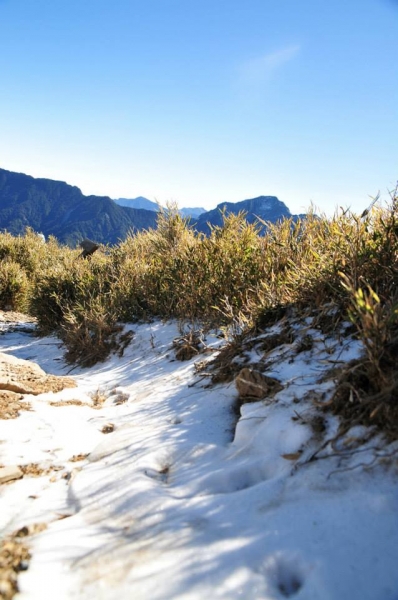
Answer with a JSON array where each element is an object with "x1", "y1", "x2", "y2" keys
[{"x1": 1, "y1": 195, "x2": 397, "y2": 437}]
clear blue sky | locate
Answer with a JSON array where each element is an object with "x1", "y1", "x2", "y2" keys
[{"x1": 0, "y1": 0, "x2": 397, "y2": 214}]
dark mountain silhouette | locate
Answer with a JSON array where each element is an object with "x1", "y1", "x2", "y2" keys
[{"x1": 0, "y1": 168, "x2": 157, "y2": 246}]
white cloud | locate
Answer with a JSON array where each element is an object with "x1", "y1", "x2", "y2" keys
[{"x1": 239, "y1": 45, "x2": 301, "y2": 86}]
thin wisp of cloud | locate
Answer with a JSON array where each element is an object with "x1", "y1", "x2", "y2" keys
[{"x1": 239, "y1": 44, "x2": 301, "y2": 86}]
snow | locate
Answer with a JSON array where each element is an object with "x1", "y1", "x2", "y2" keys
[{"x1": 1, "y1": 318, "x2": 398, "y2": 599}]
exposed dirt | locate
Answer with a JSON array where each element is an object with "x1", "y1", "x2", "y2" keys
[
  {"x1": 19, "y1": 463, "x2": 64, "y2": 478},
  {"x1": 0, "y1": 311, "x2": 36, "y2": 325},
  {"x1": 49, "y1": 399, "x2": 87, "y2": 407},
  {"x1": 0, "y1": 392, "x2": 31, "y2": 420},
  {"x1": 0, "y1": 524, "x2": 47, "y2": 600},
  {"x1": 69, "y1": 454, "x2": 89, "y2": 462}
]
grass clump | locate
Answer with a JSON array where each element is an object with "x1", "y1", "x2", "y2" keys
[
  {"x1": 60, "y1": 293, "x2": 123, "y2": 368},
  {"x1": 0, "y1": 260, "x2": 30, "y2": 312},
  {"x1": 330, "y1": 273, "x2": 398, "y2": 439}
]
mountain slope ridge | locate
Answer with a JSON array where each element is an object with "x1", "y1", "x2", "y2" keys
[
  {"x1": 0, "y1": 168, "x2": 303, "y2": 244},
  {"x1": 0, "y1": 168, "x2": 157, "y2": 245}
]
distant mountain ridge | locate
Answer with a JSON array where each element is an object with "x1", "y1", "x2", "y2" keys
[
  {"x1": 115, "y1": 197, "x2": 159, "y2": 212},
  {"x1": 195, "y1": 196, "x2": 295, "y2": 235},
  {"x1": 0, "y1": 168, "x2": 157, "y2": 246},
  {"x1": 180, "y1": 206, "x2": 206, "y2": 218},
  {"x1": 114, "y1": 197, "x2": 206, "y2": 219},
  {"x1": 0, "y1": 168, "x2": 303, "y2": 245}
]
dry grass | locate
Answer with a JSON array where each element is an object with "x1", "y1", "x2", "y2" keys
[
  {"x1": 0, "y1": 192, "x2": 397, "y2": 438},
  {"x1": 90, "y1": 388, "x2": 108, "y2": 408},
  {"x1": 173, "y1": 327, "x2": 206, "y2": 361}
]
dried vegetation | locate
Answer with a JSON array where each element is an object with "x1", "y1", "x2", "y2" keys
[{"x1": 0, "y1": 192, "x2": 397, "y2": 438}]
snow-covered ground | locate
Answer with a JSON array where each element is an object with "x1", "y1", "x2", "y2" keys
[{"x1": 1, "y1": 316, "x2": 398, "y2": 600}]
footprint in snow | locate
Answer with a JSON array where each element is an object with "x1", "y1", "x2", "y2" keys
[{"x1": 260, "y1": 552, "x2": 307, "y2": 597}]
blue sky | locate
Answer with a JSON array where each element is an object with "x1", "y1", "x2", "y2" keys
[{"x1": 0, "y1": 0, "x2": 397, "y2": 214}]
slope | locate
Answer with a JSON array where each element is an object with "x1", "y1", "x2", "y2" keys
[
  {"x1": 0, "y1": 169, "x2": 157, "y2": 246},
  {"x1": 0, "y1": 314, "x2": 397, "y2": 600}
]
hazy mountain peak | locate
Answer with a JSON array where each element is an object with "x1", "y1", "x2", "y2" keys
[
  {"x1": 115, "y1": 197, "x2": 159, "y2": 212},
  {"x1": 195, "y1": 195, "x2": 292, "y2": 235},
  {"x1": 179, "y1": 207, "x2": 206, "y2": 218}
]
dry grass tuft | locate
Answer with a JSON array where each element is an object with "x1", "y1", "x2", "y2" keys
[
  {"x1": 90, "y1": 388, "x2": 108, "y2": 408},
  {"x1": 173, "y1": 328, "x2": 205, "y2": 361},
  {"x1": 325, "y1": 352, "x2": 398, "y2": 440}
]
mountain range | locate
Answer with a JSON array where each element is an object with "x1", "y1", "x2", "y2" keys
[{"x1": 0, "y1": 168, "x2": 304, "y2": 246}]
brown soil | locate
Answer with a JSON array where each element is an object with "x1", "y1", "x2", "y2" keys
[
  {"x1": 19, "y1": 463, "x2": 64, "y2": 478},
  {"x1": 69, "y1": 454, "x2": 89, "y2": 462},
  {"x1": 0, "y1": 393, "x2": 31, "y2": 420},
  {"x1": 0, "y1": 524, "x2": 46, "y2": 600},
  {"x1": 49, "y1": 399, "x2": 86, "y2": 407},
  {"x1": 0, "y1": 311, "x2": 36, "y2": 324}
]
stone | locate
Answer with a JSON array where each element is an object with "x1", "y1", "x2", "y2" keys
[
  {"x1": 235, "y1": 368, "x2": 283, "y2": 400},
  {"x1": 0, "y1": 466, "x2": 23, "y2": 484},
  {"x1": 79, "y1": 239, "x2": 99, "y2": 258},
  {"x1": 0, "y1": 352, "x2": 76, "y2": 396}
]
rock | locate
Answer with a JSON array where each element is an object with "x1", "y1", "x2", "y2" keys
[
  {"x1": 0, "y1": 352, "x2": 76, "y2": 396},
  {"x1": 281, "y1": 452, "x2": 302, "y2": 461},
  {"x1": 0, "y1": 352, "x2": 77, "y2": 419},
  {"x1": 79, "y1": 239, "x2": 99, "y2": 258},
  {"x1": 0, "y1": 466, "x2": 23, "y2": 484},
  {"x1": 235, "y1": 368, "x2": 283, "y2": 400},
  {"x1": 101, "y1": 423, "x2": 115, "y2": 434}
]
